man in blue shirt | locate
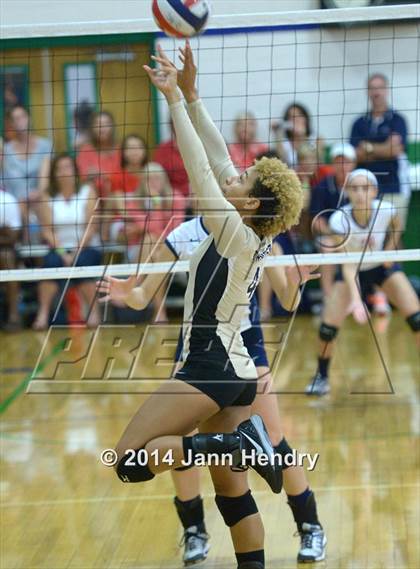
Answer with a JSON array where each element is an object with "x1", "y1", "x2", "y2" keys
[{"x1": 350, "y1": 73, "x2": 410, "y2": 229}]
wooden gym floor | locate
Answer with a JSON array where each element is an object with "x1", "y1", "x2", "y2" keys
[{"x1": 0, "y1": 314, "x2": 419, "y2": 569}]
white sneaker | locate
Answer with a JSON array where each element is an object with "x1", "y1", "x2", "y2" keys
[
  {"x1": 297, "y1": 523, "x2": 327, "y2": 562},
  {"x1": 181, "y1": 525, "x2": 210, "y2": 566},
  {"x1": 305, "y1": 373, "x2": 330, "y2": 396}
]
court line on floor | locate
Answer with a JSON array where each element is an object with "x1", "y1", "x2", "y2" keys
[
  {"x1": 1, "y1": 482, "x2": 419, "y2": 508},
  {"x1": 0, "y1": 340, "x2": 65, "y2": 415},
  {"x1": 0, "y1": 393, "x2": 417, "y2": 426},
  {"x1": 0, "y1": 428, "x2": 416, "y2": 446},
  {"x1": 0, "y1": 367, "x2": 33, "y2": 374}
]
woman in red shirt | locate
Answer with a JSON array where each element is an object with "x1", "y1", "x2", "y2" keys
[
  {"x1": 110, "y1": 162, "x2": 186, "y2": 321},
  {"x1": 76, "y1": 111, "x2": 121, "y2": 195},
  {"x1": 228, "y1": 111, "x2": 269, "y2": 171},
  {"x1": 109, "y1": 134, "x2": 148, "y2": 196}
]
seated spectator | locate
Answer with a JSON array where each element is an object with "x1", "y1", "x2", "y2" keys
[
  {"x1": 273, "y1": 103, "x2": 324, "y2": 168},
  {"x1": 108, "y1": 134, "x2": 148, "y2": 196},
  {"x1": 350, "y1": 73, "x2": 410, "y2": 230},
  {"x1": 228, "y1": 111, "x2": 269, "y2": 171},
  {"x1": 72, "y1": 100, "x2": 95, "y2": 151},
  {"x1": 294, "y1": 143, "x2": 320, "y2": 246},
  {"x1": 76, "y1": 111, "x2": 121, "y2": 196},
  {"x1": 2, "y1": 105, "x2": 52, "y2": 242},
  {"x1": 310, "y1": 142, "x2": 356, "y2": 297},
  {"x1": 32, "y1": 154, "x2": 101, "y2": 330},
  {"x1": 295, "y1": 143, "x2": 334, "y2": 190},
  {"x1": 153, "y1": 119, "x2": 190, "y2": 199},
  {"x1": 0, "y1": 184, "x2": 22, "y2": 332},
  {"x1": 110, "y1": 162, "x2": 186, "y2": 322}
]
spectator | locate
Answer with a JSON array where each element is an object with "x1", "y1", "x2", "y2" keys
[
  {"x1": 228, "y1": 111, "x2": 268, "y2": 171},
  {"x1": 110, "y1": 162, "x2": 186, "y2": 322},
  {"x1": 76, "y1": 111, "x2": 121, "y2": 196},
  {"x1": 294, "y1": 143, "x2": 321, "y2": 247},
  {"x1": 350, "y1": 73, "x2": 410, "y2": 230},
  {"x1": 72, "y1": 100, "x2": 95, "y2": 151},
  {"x1": 0, "y1": 180, "x2": 22, "y2": 331},
  {"x1": 108, "y1": 134, "x2": 148, "y2": 196},
  {"x1": 273, "y1": 103, "x2": 324, "y2": 168},
  {"x1": 0, "y1": 188, "x2": 21, "y2": 331},
  {"x1": 2, "y1": 105, "x2": 52, "y2": 242},
  {"x1": 310, "y1": 142, "x2": 356, "y2": 297},
  {"x1": 153, "y1": 119, "x2": 190, "y2": 199},
  {"x1": 32, "y1": 154, "x2": 101, "y2": 330}
]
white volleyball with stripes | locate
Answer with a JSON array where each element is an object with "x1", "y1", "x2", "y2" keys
[{"x1": 152, "y1": 0, "x2": 210, "y2": 38}]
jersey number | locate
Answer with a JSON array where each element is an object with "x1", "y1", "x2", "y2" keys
[{"x1": 247, "y1": 267, "x2": 260, "y2": 299}]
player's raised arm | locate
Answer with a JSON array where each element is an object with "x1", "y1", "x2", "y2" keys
[
  {"x1": 144, "y1": 47, "x2": 248, "y2": 258},
  {"x1": 178, "y1": 41, "x2": 238, "y2": 184}
]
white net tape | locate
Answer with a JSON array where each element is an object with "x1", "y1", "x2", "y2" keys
[{"x1": 1, "y1": 249, "x2": 419, "y2": 282}]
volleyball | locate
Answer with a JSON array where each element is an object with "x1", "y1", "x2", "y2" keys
[{"x1": 152, "y1": 0, "x2": 210, "y2": 38}]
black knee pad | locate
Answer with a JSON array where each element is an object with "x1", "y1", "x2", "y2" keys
[
  {"x1": 215, "y1": 490, "x2": 258, "y2": 527},
  {"x1": 274, "y1": 437, "x2": 293, "y2": 470},
  {"x1": 319, "y1": 323, "x2": 338, "y2": 342},
  {"x1": 407, "y1": 311, "x2": 420, "y2": 332},
  {"x1": 116, "y1": 449, "x2": 155, "y2": 483}
]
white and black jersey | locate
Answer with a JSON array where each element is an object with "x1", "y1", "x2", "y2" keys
[
  {"x1": 329, "y1": 199, "x2": 396, "y2": 271},
  {"x1": 166, "y1": 216, "x2": 259, "y2": 334},
  {"x1": 169, "y1": 99, "x2": 272, "y2": 380}
]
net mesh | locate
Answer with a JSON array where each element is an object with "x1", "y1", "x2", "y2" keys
[{"x1": 0, "y1": 5, "x2": 419, "y2": 324}]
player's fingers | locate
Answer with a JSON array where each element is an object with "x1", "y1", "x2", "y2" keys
[
  {"x1": 306, "y1": 273, "x2": 321, "y2": 281},
  {"x1": 96, "y1": 277, "x2": 110, "y2": 287},
  {"x1": 156, "y1": 43, "x2": 171, "y2": 61},
  {"x1": 96, "y1": 282, "x2": 110, "y2": 292},
  {"x1": 143, "y1": 65, "x2": 154, "y2": 77},
  {"x1": 184, "y1": 42, "x2": 194, "y2": 62},
  {"x1": 151, "y1": 55, "x2": 174, "y2": 69}
]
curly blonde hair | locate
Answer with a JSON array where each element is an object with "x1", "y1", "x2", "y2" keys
[{"x1": 251, "y1": 157, "x2": 303, "y2": 237}]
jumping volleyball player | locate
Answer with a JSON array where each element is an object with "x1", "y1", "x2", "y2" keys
[
  {"x1": 167, "y1": 219, "x2": 326, "y2": 565},
  {"x1": 98, "y1": 43, "x2": 303, "y2": 569},
  {"x1": 306, "y1": 168, "x2": 420, "y2": 396},
  {"x1": 100, "y1": 214, "x2": 326, "y2": 565}
]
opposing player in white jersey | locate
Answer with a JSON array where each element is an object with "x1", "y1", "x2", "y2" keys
[
  {"x1": 306, "y1": 169, "x2": 420, "y2": 396},
  {"x1": 97, "y1": 43, "x2": 303, "y2": 569}
]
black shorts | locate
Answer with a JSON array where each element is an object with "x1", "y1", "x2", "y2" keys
[
  {"x1": 175, "y1": 360, "x2": 257, "y2": 409},
  {"x1": 336, "y1": 263, "x2": 402, "y2": 296}
]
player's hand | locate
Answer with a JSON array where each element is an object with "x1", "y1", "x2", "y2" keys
[
  {"x1": 285, "y1": 264, "x2": 320, "y2": 287},
  {"x1": 178, "y1": 40, "x2": 198, "y2": 102},
  {"x1": 349, "y1": 300, "x2": 369, "y2": 324},
  {"x1": 144, "y1": 45, "x2": 179, "y2": 101},
  {"x1": 96, "y1": 275, "x2": 137, "y2": 304}
]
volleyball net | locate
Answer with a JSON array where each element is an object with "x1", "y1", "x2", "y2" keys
[{"x1": 1, "y1": 4, "x2": 419, "y2": 287}]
